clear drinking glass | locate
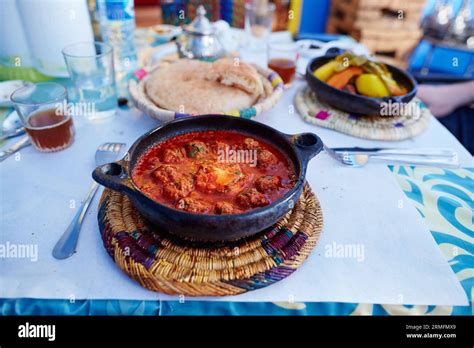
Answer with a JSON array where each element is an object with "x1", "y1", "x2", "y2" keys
[
  {"x1": 62, "y1": 41, "x2": 118, "y2": 121},
  {"x1": 267, "y1": 42, "x2": 299, "y2": 87},
  {"x1": 245, "y1": 2, "x2": 275, "y2": 47},
  {"x1": 10, "y1": 82, "x2": 75, "y2": 152}
]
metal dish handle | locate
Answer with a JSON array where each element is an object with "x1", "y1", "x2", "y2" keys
[{"x1": 92, "y1": 158, "x2": 136, "y2": 195}]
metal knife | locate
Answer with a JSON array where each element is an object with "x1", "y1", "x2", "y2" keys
[{"x1": 329, "y1": 147, "x2": 457, "y2": 158}]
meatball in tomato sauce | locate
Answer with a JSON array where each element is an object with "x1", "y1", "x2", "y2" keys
[
  {"x1": 256, "y1": 175, "x2": 280, "y2": 193},
  {"x1": 161, "y1": 147, "x2": 185, "y2": 164},
  {"x1": 152, "y1": 165, "x2": 193, "y2": 200},
  {"x1": 236, "y1": 188, "x2": 270, "y2": 208}
]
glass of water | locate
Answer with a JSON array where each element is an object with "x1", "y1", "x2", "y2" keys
[
  {"x1": 62, "y1": 41, "x2": 117, "y2": 121},
  {"x1": 245, "y1": 1, "x2": 275, "y2": 49}
]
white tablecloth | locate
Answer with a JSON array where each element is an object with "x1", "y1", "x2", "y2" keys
[{"x1": 0, "y1": 73, "x2": 471, "y2": 305}]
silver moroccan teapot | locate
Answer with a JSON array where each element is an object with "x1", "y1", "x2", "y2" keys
[{"x1": 176, "y1": 5, "x2": 225, "y2": 60}]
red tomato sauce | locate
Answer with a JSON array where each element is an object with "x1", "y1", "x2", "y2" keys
[{"x1": 132, "y1": 131, "x2": 296, "y2": 215}]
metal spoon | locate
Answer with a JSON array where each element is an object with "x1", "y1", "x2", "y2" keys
[{"x1": 52, "y1": 142, "x2": 126, "y2": 260}]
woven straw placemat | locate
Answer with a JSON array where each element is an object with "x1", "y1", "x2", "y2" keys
[
  {"x1": 97, "y1": 183, "x2": 323, "y2": 297},
  {"x1": 295, "y1": 86, "x2": 431, "y2": 141},
  {"x1": 129, "y1": 60, "x2": 284, "y2": 122}
]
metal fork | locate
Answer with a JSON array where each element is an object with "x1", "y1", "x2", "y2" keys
[
  {"x1": 324, "y1": 146, "x2": 460, "y2": 168},
  {"x1": 52, "y1": 142, "x2": 125, "y2": 259}
]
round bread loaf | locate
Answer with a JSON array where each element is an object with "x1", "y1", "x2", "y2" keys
[{"x1": 145, "y1": 59, "x2": 261, "y2": 115}]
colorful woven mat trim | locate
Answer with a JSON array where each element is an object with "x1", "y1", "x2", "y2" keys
[
  {"x1": 295, "y1": 86, "x2": 431, "y2": 141},
  {"x1": 268, "y1": 72, "x2": 285, "y2": 89},
  {"x1": 132, "y1": 68, "x2": 148, "y2": 82},
  {"x1": 97, "y1": 183, "x2": 323, "y2": 296}
]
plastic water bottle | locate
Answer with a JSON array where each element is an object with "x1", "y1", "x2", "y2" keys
[{"x1": 98, "y1": 0, "x2": 138, "y2": 98}]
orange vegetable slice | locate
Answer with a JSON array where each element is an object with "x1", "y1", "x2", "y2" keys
[{"x1": 326, "y1": 67, "x2": 363, "y2": 89}]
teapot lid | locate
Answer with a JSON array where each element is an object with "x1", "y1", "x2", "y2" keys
[{"x1": 184, "y1": 5, "x2": 214, "y2": 35}]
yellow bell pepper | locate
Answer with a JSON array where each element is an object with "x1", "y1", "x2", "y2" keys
[
  {"x1": 313, "y1": 60, "x2": 339, "y2": 82},
  {"x1": 355, "y1": 74, "x2": 390, "y2": 98}
]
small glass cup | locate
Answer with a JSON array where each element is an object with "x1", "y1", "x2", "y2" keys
[
  {"x1": 10, "y1": 82, "x2": 75, "y2": 152},
  {"x1": 267, "y1": 42, "x2": 299, "y2": 87},
  {"x1": 245, "y1": 2, "x2": 275, "y2": 48},
  {"x1": 62, "y1": 41, "x2": 118, "y2": 122}
]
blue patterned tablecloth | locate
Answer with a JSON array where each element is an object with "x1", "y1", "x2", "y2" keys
[{"x1": 1, "y1": 166, "x2": 472, "y2": 315}]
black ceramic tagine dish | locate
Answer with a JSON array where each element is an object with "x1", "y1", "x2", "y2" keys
[
  {"x1": 305, "y1": 52, "x2": 418, "y2": 116},
  {"x1": 92, "y1": 115, "x2": 323, "y2": 242}
]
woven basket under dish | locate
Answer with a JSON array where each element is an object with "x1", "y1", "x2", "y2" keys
[
  {"x1": 97, "y1": 183, "x2": 323, "y2": 297},
  {"x1": 129, "y1": 60, "x2": 285, "y2": 122},
  {"x1": 295, "y1": 86, "x2": 431, "y2": 141}
]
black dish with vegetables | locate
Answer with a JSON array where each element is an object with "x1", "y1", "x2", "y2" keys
[{"x1": 306, "y1": 51, "x2": 418, "y2": 116}]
